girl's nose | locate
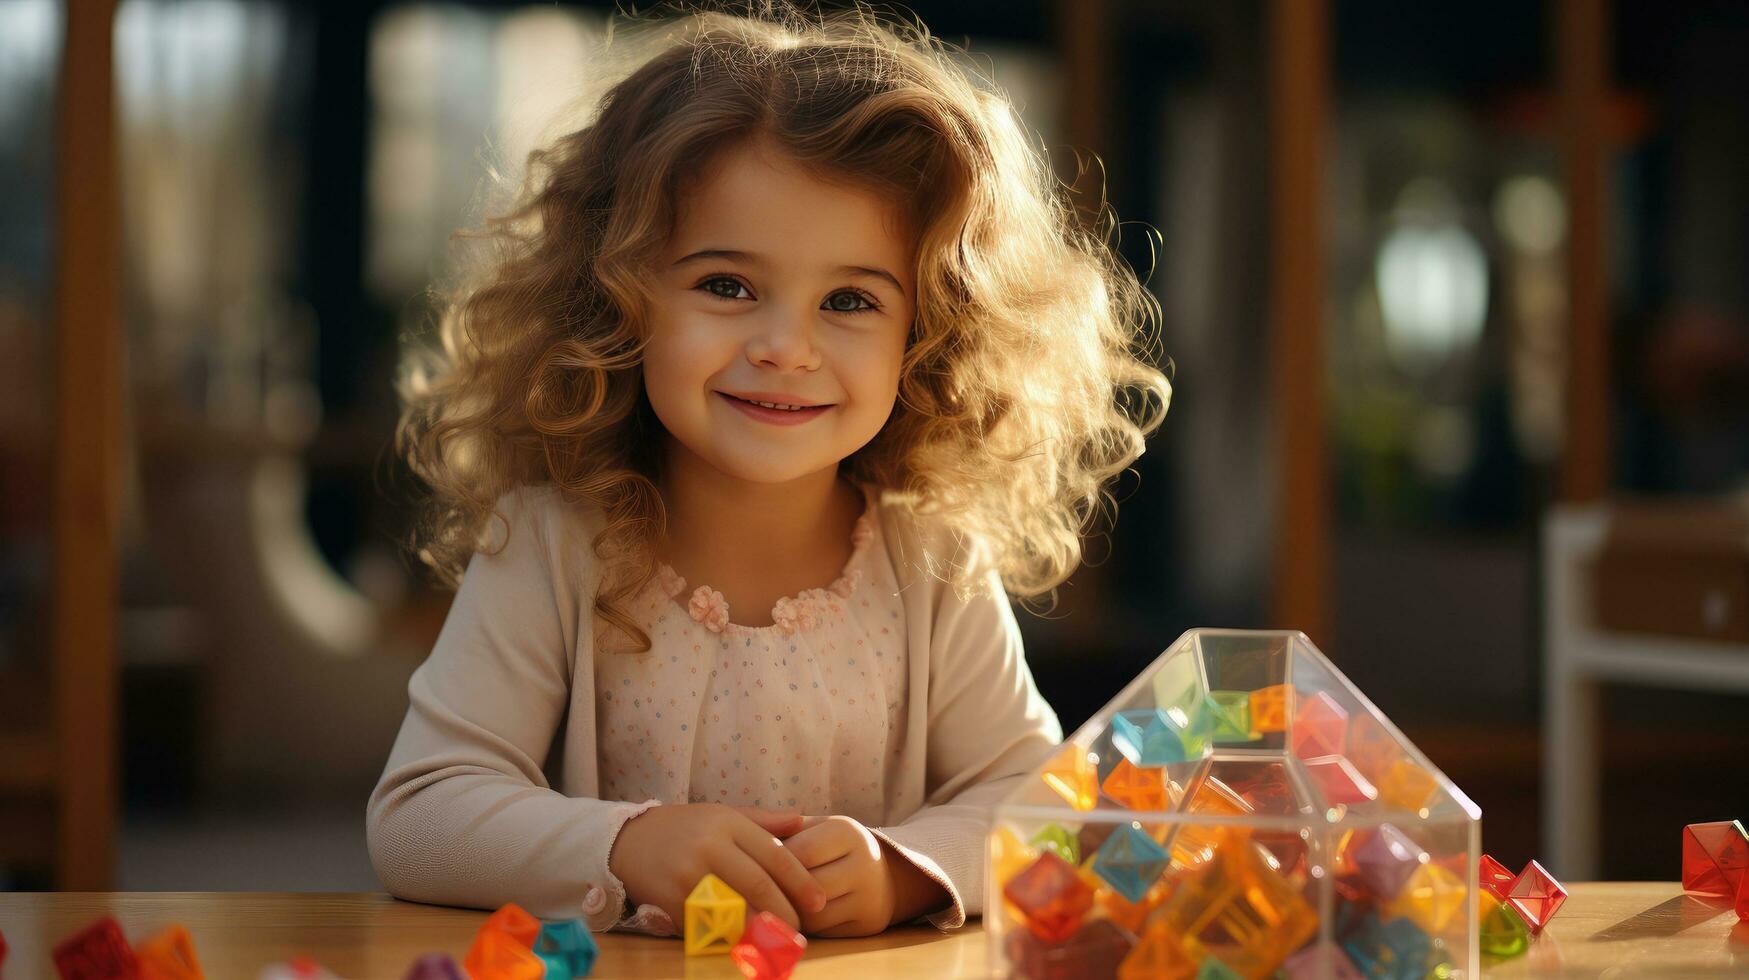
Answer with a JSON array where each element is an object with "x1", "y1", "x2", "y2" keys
[{"x1": 745, "y1": 308, "x2": 822, "y2": 372}]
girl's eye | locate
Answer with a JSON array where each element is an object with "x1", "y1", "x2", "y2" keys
[
  {"x1": 697, "y1": 276, "x2": 752, "y2": 301},
  {"x1": 823, "y1": 289, "x2": 879, "y2": 314}
]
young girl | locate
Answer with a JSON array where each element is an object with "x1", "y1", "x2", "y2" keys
[{"x1": 368, "y1": 4, "x2": 1169, "y2": 939}]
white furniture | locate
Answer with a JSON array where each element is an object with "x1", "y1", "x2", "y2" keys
[{"x1": 1541, "y1": 505, "x2": 1749, "y2": 879}]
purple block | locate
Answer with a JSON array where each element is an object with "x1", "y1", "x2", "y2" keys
[
  {"x1": 1350, "y1": 824, "x2": 1425, "y2": 899},
  {"x1": 402, "y1": 953, "x2": 466, "y2": 980}
]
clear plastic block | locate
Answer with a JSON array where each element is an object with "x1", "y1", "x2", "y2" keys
[{"x1": 989, "y1": 629, "x2": 1481, "y2": 979}]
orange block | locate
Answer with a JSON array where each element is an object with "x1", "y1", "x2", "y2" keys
[
  {"x1": 1118, "y1": 918, "x2": 1198, "y2": 980},
  {"x1": 1156, "y1": 827, "x2": 1317, "y2": 978},
  {"x1": 1040, "y1": 744, "x2": 1098, "y2": 812},
  {"x1": 481, "y1": 903, "x2": 541, "y2": 948},
  {"x1": 1248, "y1": 684, "x2": 1292, "y2": 733},
  {"x1": 1102, "y1": 759, "x2": 1182, "y2": 813},
  {"x1": 137, "y1": 924, "x2": 204, "y2": 980},
  {"x1": 464, "y1": 928, "x2": 543, "y2": 980}
]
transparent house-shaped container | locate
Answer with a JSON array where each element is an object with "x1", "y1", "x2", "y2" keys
[{"x1": 989, "y1": 630, "x2": 1481, "y2": 979}]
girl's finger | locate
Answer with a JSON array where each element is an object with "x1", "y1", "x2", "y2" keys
[
  {"x1": 736, "y1": 822, "x2": 829, "y2": 913},
  {"x1": 711, "y1": 844, "x2": 803, "y2": 930},
  {"x1": 801, "y1": 852, "x2": 863, "y2": 902},
  {"x1": 733, "y1": 806, "x2": 807, "y2": 839},
  {"x1": 780, "y1": 821, "x2": 856, "y2": 870},
  {"x1": 805, "y1": 892, "x2": 867, "y2": 936}
]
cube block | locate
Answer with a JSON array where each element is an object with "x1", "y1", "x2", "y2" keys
[
  {"x1": 1505, "y1": 859, "x2": 1567, "y2": 934},
  {"x1": 685, "y1": 873, "x2": 747, "y2": 955},
  {"x1": 729, "y1": 911, "x2": 806, "y2": 980},
  {"x1": 136, "y1": 924, "x2": 203, "y2": 980},
  {"x1": 1002, "y1": 852, "x2": 1094, "y2": 942},
  {"x1": 1091, "y1": 823, "x2": 1172, "y2": 903},
  {"x1": 463, "y1": 929, "x2": 543, "y2": 980},
  {"x1": 1477, "y1": 853, "x2": 1517, "y2": 902},
  {"x1": 1004, "y1": 918, "x2": 1134, "y2": 980},
  {"x1": 1682, "y1": 820, "x2": 1749, "y2": 898},
  {"x1": 53, "y1": 916, "x2": 140, "y2": 980},
  {"x1": 1478, "y1": 895, "x2": 1530, "y2": 960},
  {"x1": 534, "y1": 920, "x2": 597, "y2": 978},
  {"x1": 1040, "y1": 744, "x2": 1099, "y2": 811},
  {"x1": 1029, "y1": 823, "x2": 1080, "y2": 865}
]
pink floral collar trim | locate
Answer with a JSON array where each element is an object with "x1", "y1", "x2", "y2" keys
[{"x1": 652, "y1": 495, "x2": 877, "y2": 637}]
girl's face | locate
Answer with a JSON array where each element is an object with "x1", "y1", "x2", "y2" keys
[{"x1": 643, "y1": 139, "x2": 916, "y2": 488}]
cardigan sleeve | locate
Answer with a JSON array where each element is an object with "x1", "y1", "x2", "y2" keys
[
  {"x1": 870, "y1": 563, "x2": 1064, "y2": 930},
  {"x1": 365, "y1": 488, "x2": 656, "y2": 931}
]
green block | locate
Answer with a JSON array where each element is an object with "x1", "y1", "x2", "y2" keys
[
  {"x1": 1028, "y1": 823, "x2": 1079, "y2": 865},
  {"x1": 1480, "y1": 899, "x2": 1530, "y2": 959},
  {"x1": 1206, "y1": 690, "x2": 1255, "y2": 743}
]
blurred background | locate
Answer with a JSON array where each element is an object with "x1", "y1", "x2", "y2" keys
[{"x1": 3, "y1": 0, "x2": 1746, "y2": 895}]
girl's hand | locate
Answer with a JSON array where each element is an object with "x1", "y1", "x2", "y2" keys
[
  {"x1": 781, "y1": 815, "x2": 949, "y2": 937},
  {"x1": 608, "y1": 804, "x2": 827, "y2": 931}
]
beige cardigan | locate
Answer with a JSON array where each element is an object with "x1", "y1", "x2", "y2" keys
[{"x1": 366, "y1": 486, "x2": 1063, "y2": 932}]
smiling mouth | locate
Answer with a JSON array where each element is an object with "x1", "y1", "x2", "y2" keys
[{"x1": 720, "y1": 393, "x2": 830, "y2": 412}]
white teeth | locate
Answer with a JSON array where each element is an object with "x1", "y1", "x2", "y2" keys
[{"x1": 746, "y1": 398, "x2": 808, "y2": 411}]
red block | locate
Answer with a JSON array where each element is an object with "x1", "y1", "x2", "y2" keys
[
  {"x1": 1478, "y1": 854, "x2": 1517, "y2": 902},
  {"x1": 1506, "y1": 859, "x2": 1568, "y2": 933},
  {"x1": 1003, "y1": 918, "x2": 1135, "y2": 980},
  {"x1": 729, "y1": 911, "x2": 808, "y2": 980},
  {"x1": 1738, "y1": 866, "x2": 1749, "y2": 923},
  {"x1": 1303, "y1": 755, "x2": 1377, "y2": 806},
  {"x1": 1290, "y1": 691, "x2": 1348, "y2": 759},
  {"x1": 53, "y1": 916, "x2": 141, "y2": 980},
  {"x1": 1682, "y1": 820, "x2": 1749, "y2": 898},
  {"x1": 1002, "y1": 852, "x2": 1094, "y2": 942}
]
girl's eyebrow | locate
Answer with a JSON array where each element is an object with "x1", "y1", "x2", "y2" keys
[{"x1": 670, "y1": 248, "x2": 906, "y2": 297}]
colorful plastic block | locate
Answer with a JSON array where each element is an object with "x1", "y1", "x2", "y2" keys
[
  {"x1": 685, "y1": 873, "x2": 747, "y2": 955},
  {"x1": 1249, "y1": 684, "x2": 1291, "y2": 733},
  {"x1": 1345, "y1": 715, "x2": 1402, "y2": 783},
  {"x1": 464, "y1": 928, "x2": 543, "y2": 980},
  {"x1": 1206, "y1": 691, "x2": 1255, "y2": 743},
  {"x1": 729, "y1": 911, "x2": 806, "y2": 980},
  {"x1": 1166, "y1": 775, "x2": 1253, "y2": 869},
  {"x1": 1290, "y1": 690, "x2": 1347, "y2": 758},
  {"x1": 1196, "y1": 957, "x2": 1242, "y2": 979},
  {"x1": 1087, "y1": 872, "x2": 1172, "y2": 935},
  {"x1": 1102, "y1": 758, "x2": 1181, "y2": 812},
  {"x1": 1376, "y1": 758, "x2": 1438, "y2": 812},
  {"x1": 1340, "y1": 914, "x2": 1433, "y2": 980},
  {"x1": 1682, "y1": 820, "x2": 1749, "y2": 898},
  {"x1": 1003, "y1": 852, "x2": 1094, "y2": 942},
  {"x1": 1092, "y1": 823, "x2": 1172, "y2": 903},
  {"x1": 1736, "y1": 864, "x2": 1749, "y2": 922},
  {"x1": 1040, "y1": 744, "x2": 1099, "y2": 811},
  {"x1": 1118, "y1": 919, "x2": 1197, "y2": 980},
  {"x1": 1303, "y1": 754, "x2": 1377, "y2": 806},
  {"x1": 992, "y1": 825, "x2": 1039, "y2": 884},
  {"x1": 1282, "y1": 943, "x2": 1364, "y2": 979},
  {"x1": 1004, "y1": 918, "x2": 1135, "y2": 980},
  {"x1": 1077, "y1": 820, "x2": 1118, "y2": 863},
  {"x1": 1347, "y1": 824, "x2": 1426, "y2": 899},
  {"x1": 1478, "y1": 894, "x2": 1530, "y2": 959},
  {"x1": 534, "y1": 920, "x2": 597, "y2": 978},
  {"x1": 1389, "y1": 862, "x2": 1466, "y2": 933},
  {"x1": 1029, "y1": 823, "x2": 1080, "y2": 865},
  {"x1": 1478, "y1": 853, "x2": 1517, "y2": 902},
  {"x1": 1112, "y1": 708, "x2": 1207, "y2": 766},
  {"x1": 136, "y1": 924, "x2": 203, "y2": 980},
  {"x1": 402, "y1": 954, "x2": 466, "y2": 980},
  {"x1": 53, "y1": 916, "x2": 140, "y2": 980},
  {"x1": 1505, "y1": 859, "x2": 1567, "y2": 933},
  {"x1": 1215, "y1": 760, "x2": 1299, "y2": 815},
  {"x1": 1156, "y1": 828, "x2": 1317, "y2": 977},
  {"x1": 481, "y1": 904, "x2": 541, "y2": 948}
]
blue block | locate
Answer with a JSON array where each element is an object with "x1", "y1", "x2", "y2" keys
[
  {"x1": 1341, "y1": 914, "x2": 1432, "y2": 980},
  {"x1": 535, "y1": 919, "x2": 598, "y2": 979},
  {"x1": 1091, "y1": 823, "x2": 1170, "y2": 903},
  {"x1": 1110, "y1": 709, "x2": 1197, "y2": 766}
]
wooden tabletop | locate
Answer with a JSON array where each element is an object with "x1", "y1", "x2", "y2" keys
[{"x1": 0, "y1": 883, "x2": 1743, "y2": 978}]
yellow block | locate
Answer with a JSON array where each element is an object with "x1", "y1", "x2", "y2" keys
[{"x1": 684, "y1": 873, "x2": 746, "y2": 956}]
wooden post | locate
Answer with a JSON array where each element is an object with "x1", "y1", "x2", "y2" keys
[
  {"x1": 52, "y1": 0, "x2": 123, "y2": 890},
  {"x1": 1558, "y1": 0, "x2": 1610, "y2": 502},
  {"x1": 1269, "y1": 0, "x2": 1331, "y2": 644}
]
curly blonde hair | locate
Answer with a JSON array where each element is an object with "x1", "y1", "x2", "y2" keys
[{"x1": 397, "y1": 2, "x2": 1170, "y2": 651}]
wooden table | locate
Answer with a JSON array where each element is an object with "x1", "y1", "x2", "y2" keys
[{"x1": 0, "y1": 884, "x2": 1743, "y2": 977}]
